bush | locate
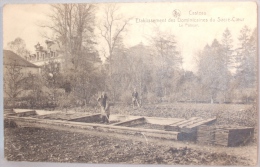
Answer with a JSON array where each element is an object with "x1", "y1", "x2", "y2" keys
[
  {"x1": 147, "y1": 92, "x2": 158, "y2": 104},
  {"x1": 57, "y1": 93, "x2": 77, "y2": 109},
  {"x1": 119, "y1": 91, "x2": 132, "y2": 105},
  {"x1": 231, "y1": 88, "x2": 257, "y2": 104}
]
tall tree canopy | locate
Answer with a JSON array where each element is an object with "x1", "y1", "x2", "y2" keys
[
  {"x1": 235, "y1": 26, "x2": 257, "y2": 89},
  {"x1": 198, "y1": 39, "x2": 231, "y2": 103},
  {"x1": 7, "y1": 37, "x2": 30, "y2": 58}
]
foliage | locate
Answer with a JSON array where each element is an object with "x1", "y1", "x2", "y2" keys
[
  {"x1": 99, "y1": 4, "x2": 131, "y2": 71},
  {"x1": 7, "y1": 5, "x2": 257, "y2": 109},
  {"x1": 40, "y1": 5, "x2": 257, "y2": 106},
  {"x1": 198, "y1": 40, "x2": 231, "y2": 103},
  {"x1": 41, "y1": 4, "x2": 103, "y2": 107},
  {"x1": 196, "y1": 27, "x2": 257, "y2": 103},
  {"x1": 235, "y1": 26, "x2": 257, "y2": 89},
  {"x1": 4, "y1": 62, "x2": 29, "y2": 108},
  {"x1": 147, "y1": 92, "x2": 159, "y2": 104},
  {"x1": 7, "y1": 37, "x2": 30, "y2": 58},
  {"x1": 119, "y1": 90, "x2": 132, "y2": 105}
]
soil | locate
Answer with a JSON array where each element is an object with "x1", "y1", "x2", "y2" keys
[
  {"x1": 4, "y1": 127, "x2": 257, "y2": 165},
  {"x1": 4, "y1": 103, "x2": 258, "y2": 165},
  {"x1": 111, "y1": 103, "x2": 258, "y2": 128}
]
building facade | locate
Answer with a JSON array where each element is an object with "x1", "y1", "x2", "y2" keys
[
  {"x1": 25, "y1": 41, "x2": 63, "y2": 68},
  {"x1": 25, "y1": 40, "x2": 102, "y2": 71}
]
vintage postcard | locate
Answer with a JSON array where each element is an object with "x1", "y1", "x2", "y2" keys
[{"x1": 2, "y1": 1, "x2": 258, "y2": 166}]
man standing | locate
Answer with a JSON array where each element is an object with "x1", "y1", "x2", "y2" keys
[
  {"x1": 97, "y1": 92, "x2": 110, "y2": 123},
  {"x1": 132, "y1": 88, "x2": 140, "y2": 108}
]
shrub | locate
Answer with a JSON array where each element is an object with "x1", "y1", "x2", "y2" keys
[
  {"x1": 119, "y1": 91, "x2": 132, "y2": 105},
  {"x1": 57, "y1": 93, "x2": 77, "y2": 109},
  {"x1": 147, "y1": 92, "x2": 158, "y2": 104}
]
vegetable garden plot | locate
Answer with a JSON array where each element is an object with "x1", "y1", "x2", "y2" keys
[{"x1": 5, "y1": 108, "x2": 255, "y2": 146}]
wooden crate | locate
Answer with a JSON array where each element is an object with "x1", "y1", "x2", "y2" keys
[
  {"x1": 214, "y1": 126, "x2": 254, "y2": 147},
  {"x1": 197, "y1": 125, "x2": 254, "y2": 147},
  {"x1": 197, "y1": 125, "x2": 215, "y2": 145}
]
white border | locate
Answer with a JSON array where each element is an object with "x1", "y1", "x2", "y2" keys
[{"x1": 0, "y1": 0, "x2": 259, "y2": 167}]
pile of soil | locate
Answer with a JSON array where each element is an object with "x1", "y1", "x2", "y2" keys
[{"x1": 4, "y1": 127, "x2": 251, "y2": 165}]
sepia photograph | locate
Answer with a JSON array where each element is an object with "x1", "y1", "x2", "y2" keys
[{"x1": 2, "y1": 1, "x2": 258, "y2": 166}]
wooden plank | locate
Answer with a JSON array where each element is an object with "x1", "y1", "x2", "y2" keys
[
  {"x1": 186, "y1": 117, "x2": 217, "y2": 128},
  {"x1": 8, "y1": 116, "x2": 182, "y2": 141},
  {"x1": 112, "y1": 117, "x2": 145, "y2": 127},
  {"x1": 167, "y1": 119, "x2": 189, "y2": 126},
  {"x1": 16, "y1": 110, "x2": 36, "y2": 117},
  {"x1": 179, "y1": 118, "x2": 204, "y2": 128},
  {"x1": 68, "y1": 114, "x2": 101, "y2": 122},
  {"x1": 173, "y1": 117, "x2": 201, "y2": 126},
  {"x1": 145, "y1": 117, "x2": 184, "y2": 125},
  {"x1": 213, "y1": 126, "x2": 254, "y2": 147},
  {"x1": 165, "y1": 117, "x2": 202, "y2": 131}
]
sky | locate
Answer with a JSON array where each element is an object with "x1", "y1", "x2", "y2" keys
[{"x1": 3, "y1": 2, "x2": 257, "y2": 71}]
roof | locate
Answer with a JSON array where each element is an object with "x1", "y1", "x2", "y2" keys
[{"x1": 3, "y1": 50, "x2": 39, "y2": 68}]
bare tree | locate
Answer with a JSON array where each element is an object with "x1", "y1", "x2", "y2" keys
[
  {"x1": 41, "y1": 4, "x2": 96, "y2": 70},
  {"x1": 4, "y1": 62, "x2": 28, "y2": 108},
  {"x1": 6, "y1": 37, "x2": 30, "y2": 59},
  {"x1": 39, "y1": 4, "x2": 104, "y2": 107},
  {"x1": 99, "y1": 4, "x2": 131, "y2": 75}
]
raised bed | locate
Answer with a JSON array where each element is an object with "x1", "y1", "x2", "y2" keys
[
  {"x1": 6, "y1": 116, "x2": 183, "y2": 141},
  {"x1": 197, "y1": 125, "x2": 254, "y2": 147},
  {"x1": 214, "y1": 126, "x2": 254, "y2": 147}
]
